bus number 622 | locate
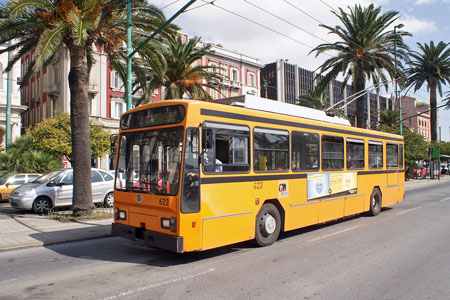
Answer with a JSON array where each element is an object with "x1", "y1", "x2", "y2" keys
[{"x1": 159, "y1": 198, "x2": 169, "y2": 206}]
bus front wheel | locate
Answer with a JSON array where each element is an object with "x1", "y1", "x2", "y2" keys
[
  {"x1": 255, "y1": 203, "x2": 281, "y2": 247},
  {"x1": 369, "y1": 188, "x2": 382, "y2": 216}
]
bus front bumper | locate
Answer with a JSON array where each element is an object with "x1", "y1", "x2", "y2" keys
[{"x1": 112, "y1": 223, "x2": 184, "y2": 253}]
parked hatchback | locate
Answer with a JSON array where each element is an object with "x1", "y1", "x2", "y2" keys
[
  {"x1": 0, "y1": 173, "x2": 41, "y2": 202},
  {"x1": 8, "y1": 168, "x2": 114, "y2": 214}
]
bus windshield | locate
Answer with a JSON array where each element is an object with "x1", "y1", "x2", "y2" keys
[{"x1": 116, "y1": 127, "x2": 184, "y2": 196}]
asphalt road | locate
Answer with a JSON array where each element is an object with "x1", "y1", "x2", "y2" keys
[{"x1": 1, "y1": 184, "x2": 450, "y2": 300}]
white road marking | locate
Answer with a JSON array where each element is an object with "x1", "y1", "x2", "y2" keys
[
  {"x1": 102, "y1": 268, "x2": 215, "y2": 300},
  {"x1": 440, "y1": 197, "x2": 450, "y2": 202},
  {"x1": 307, "y1": 225, "x2": 361, "y2": 243},
  {"x1": 396, "y1": 206, "x2": 422, "y2": 215},
  {"x1": 0, "y1": 278, "x2": 18, "y2": 285}
]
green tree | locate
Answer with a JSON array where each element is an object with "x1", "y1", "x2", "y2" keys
[
  {"x1": 379, "y1": 109, "x2": 400, "y2": 127},
  {"x1": 406, "y1": 41, "x2": 450, "y2": 142},
  {"x1": 143, "y1": 35, "x2": 224, "y2": 101},
  {"x1": 310, "y1": 4, "x2": 410, "y2": 128},
  {"x1": 379, "y1": 124, "x2": 428, "y2": 174},
  {"x1": 0, "y1": 0, "x2": 170, "y2": 216},
  {"x1": 28, "y1": 113, "x2": 110, "y2": 164},
  {"x1": 298, "y1": 88, "x2": 329, "y2": 110},
  {"x1": 0, "y1": 135, "x2": 61, "y2": 177}
]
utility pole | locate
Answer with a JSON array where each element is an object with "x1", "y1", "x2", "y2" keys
[
  {"x1": 394, "y1": 23, "x2": 404, "y2": 134},
  {"x1": 6, "y1": 40, "x2": 12, "y2": 149},
  {"x1": 125, "y1": 0, "x2": 197, "y2": 111}
]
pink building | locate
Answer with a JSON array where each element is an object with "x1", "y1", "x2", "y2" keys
[
  {"x1": 398, "y1": 96, "x2": 433, "y2": 142},
  {"x1": 20, "y1": 36, "x2": 263, "y2": 169}
]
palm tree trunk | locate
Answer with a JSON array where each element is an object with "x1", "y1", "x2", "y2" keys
[
  {"x1": 68, "y1": 44, "x2": 94, "y2": 216},
  {"x1": 430, "y1": 81, "x2": 438, "y2": 141},
  {"x1": 355, "y1": 72, "x2": 367, "y2": 128}
]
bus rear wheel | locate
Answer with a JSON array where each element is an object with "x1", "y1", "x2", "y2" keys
[
  {"x1": 255, "y1": 203, "x2": 281, "y2": 247},
  {"x1": 369, "y1": 188, "x2": 382, "y2": 216}
]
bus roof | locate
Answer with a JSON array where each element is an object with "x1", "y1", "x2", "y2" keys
[{"x1": 214, "y1": 95, "x2": 351, "y2": 126}]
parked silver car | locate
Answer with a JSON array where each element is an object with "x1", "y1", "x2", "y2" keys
[{"x1": 8, "y1": 168, "x2": 114, "y2": 214}]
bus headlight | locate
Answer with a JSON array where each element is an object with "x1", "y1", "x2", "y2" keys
[
  {"x1": 161, "y1": 218, "x2": 171, "y2": 229},
  {"x1": 115, "y1": 208, "x2": 127, "y2": 220},
  {"x1": 161, "y1": 217, "x2": 176, "y2": 231}
]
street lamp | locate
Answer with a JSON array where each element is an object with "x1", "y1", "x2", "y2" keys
[{"x1": 394, "y1": 23, "x2": 404, "y2": 134}]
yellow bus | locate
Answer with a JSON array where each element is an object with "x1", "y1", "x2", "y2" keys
[{"x1": 112, "y1": 97, "x2": 405, "y2": 252}]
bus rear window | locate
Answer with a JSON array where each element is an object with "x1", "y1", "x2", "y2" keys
[{"x1": 120, "y1": 105, "x2": 185, "y2": 130}]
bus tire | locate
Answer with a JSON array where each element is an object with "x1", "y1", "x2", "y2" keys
[
  {"x1": 369, "y1": 188, "x2": 382, "y2": 216},
  {"x1": 255, "y1": 203, "x2": 281, "y2": 247}
]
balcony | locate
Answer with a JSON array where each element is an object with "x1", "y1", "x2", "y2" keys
[
  {"x1": 47, "y1": 82, "x2": 60, "y2": 96},
  {"x1": 230, "y1": 81, "x2": 241, "y2": 89},
  {"x1": 88, "y1": 83, "x2": 99, "y2": 94}
]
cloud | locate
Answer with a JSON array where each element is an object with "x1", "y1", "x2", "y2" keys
[{"x1": 400, "y1": 14, "x2": 438, "y2": 35}]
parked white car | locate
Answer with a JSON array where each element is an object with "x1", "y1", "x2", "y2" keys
[{"x1": 9, "y1": 168, "x2": 114, "y2": 214}]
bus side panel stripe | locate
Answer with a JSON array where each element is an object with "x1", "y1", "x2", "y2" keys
[
  {"x1": 203, "y1": 211, "x2": 252, "y2": 221},
  {"x1": 201, "y1": 174, "x2": 307, "y2": 184}
]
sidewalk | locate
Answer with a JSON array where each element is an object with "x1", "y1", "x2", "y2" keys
[{"x1": 1, "y1": 176, "x2": 449, "y2": 252}]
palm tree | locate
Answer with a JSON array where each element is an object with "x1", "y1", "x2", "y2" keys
[
  {"x1": 310, "y1": 4, "x2": 410, "y2": 128},
  {"x1": 407, "y1": 41, "x2": 450, "y2": 141},
  {"x1": 143, "y1": 35, "x2": 224, "y2": 101},
  {"x1": 0, "y1": 0, "x2": 171, "y2": 216},
  {"x1": 297, "y1": 88, "x2": 329, "y2": 110},
  {"x1": 379, "y1": 109, "x2": 400, "y2": 127}
]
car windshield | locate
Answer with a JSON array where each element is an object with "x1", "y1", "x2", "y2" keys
[
  {"x1": 33, "y1": 170, "x2": 65, "y2": 183},
  {"x1": 116, "y1": 127, "x2": 183, "y2": 195}
]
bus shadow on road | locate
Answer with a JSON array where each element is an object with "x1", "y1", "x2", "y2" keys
[{"x1": 33, "y1": 208, "x2": 393, "y2": 267}]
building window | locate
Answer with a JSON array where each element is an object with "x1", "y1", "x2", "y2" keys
[
  {"x1": 0, "y1": 63, "x2": 3, "y2": 90},
  {"x1": 322, "y1": 135, "x2": 344, "y2": 170},
  {"x1": 231, "y1": 68, "x2": 239, "y2": 82},
  {"x1": 113, "y1": 101, "x2": 124, "y2": 119},
  {"x1": 254, "y1": 127, "x2": 289, "y2": 172},
  {"x1": 111, "y1": 71, "x2": 122, "y2": 90},
  {"x1": 248, "y1": 72, "x2": 255, "y2": 86},
  {"x1": 89, "y1": 95, "x2": 95, "y2": 116}
]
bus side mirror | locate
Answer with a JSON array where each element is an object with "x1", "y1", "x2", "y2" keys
[{"x1": 202, "y1": 129, "x2": 213, "y2": 150}]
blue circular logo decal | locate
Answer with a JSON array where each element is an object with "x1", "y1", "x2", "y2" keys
[{"x1": 316, "y1": 178, "x2": 323, "y2": 194}]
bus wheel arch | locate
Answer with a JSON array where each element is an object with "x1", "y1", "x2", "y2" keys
[
  {"x1": 369, "y1": 187, "x2": 382, "y2": 216},
  {"x1": 254, "y1": 200, "x2": 284, "y2": 247}
]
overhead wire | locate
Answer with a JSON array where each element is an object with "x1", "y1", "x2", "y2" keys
[
  {"x1": 199, "y1": 0, "x2": 335, "y2": 56},
  {"x1": 160, "y1": 0, "x2": 182, "y2": 10},
  {"x1": 283, "y1": 0, "x2": 324, "y2": 24},
  {"x1": 243, "y1": 0, "x2": 328, "y2": 43}
]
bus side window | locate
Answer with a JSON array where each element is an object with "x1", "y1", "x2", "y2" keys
[
  {"x1": 202, "y1": 124, "x2": 250, "y2": 173},
  {"x1": 369, "y1": 141, "x2": 383, "y2": 169},
  {"x1": 292, "y1": 131, "x2": 319, "y2": 171},
  {"x1": 346, "y1": 138, "x2": 365, "y2": 170},
  {"x1": 253, "y1": 127, "x2": 289, "y2": 172},
  {"x1": 322, "y1": 135, "x2": 344, "y2": 170}
]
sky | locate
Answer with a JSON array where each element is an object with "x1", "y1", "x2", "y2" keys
[{"x1": 152, "y1": 0, "x2": 450, "y2": 140}]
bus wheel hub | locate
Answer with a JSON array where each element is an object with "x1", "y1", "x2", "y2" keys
[{"x1": 263, "y1": 214, "x2": 276, "y2": 235}]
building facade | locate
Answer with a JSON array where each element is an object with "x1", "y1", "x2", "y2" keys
[
  {"x1": 0, "y1": 43, "x2": 26, "y2": 148},
  {"x1": 19, "y1": 36, "x2": 263, "y2": 169},
  {"x1": 398, "y1": 96, "x2": 433, "y2": 142},
  {"x1": 260, "y1": 59, "x2": 394, "y2": 128}
]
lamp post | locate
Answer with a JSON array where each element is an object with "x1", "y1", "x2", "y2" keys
[{"x1": 394, "y1": 23, "x2": 404, "y2": 134}]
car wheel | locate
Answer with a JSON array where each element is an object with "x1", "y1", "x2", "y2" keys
[
  {"x1": 104, "y1": 192, "x2": 114, "y2": 207},
  {"x1": 33, "y1": 197, "x2": 51, "y2": 214},
  {"x1": 255, "y1": 203, "x2": 281, "y2": 247},
  {"x1": 369, "y1": 188, "x2": 382, "y2": 216}
]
